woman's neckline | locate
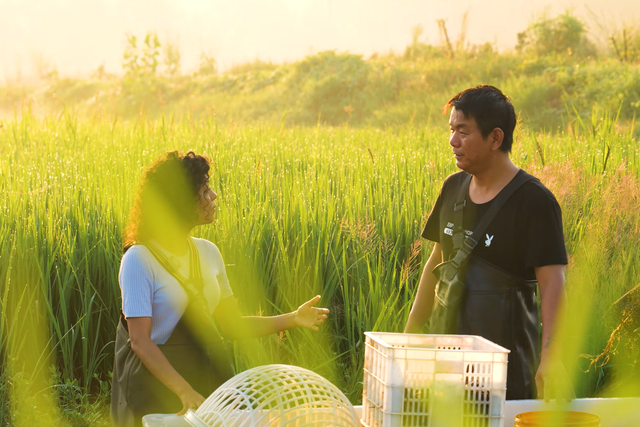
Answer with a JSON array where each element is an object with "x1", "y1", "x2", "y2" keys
[{"x1": 149, "y1": 237, "x2": 192, "y2": 259}]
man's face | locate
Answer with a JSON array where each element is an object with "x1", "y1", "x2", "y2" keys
[{"x1": 448, "y1": 107, "x2": 493, "y2": 174}]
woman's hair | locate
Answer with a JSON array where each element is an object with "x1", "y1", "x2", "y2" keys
[{"x1": 123, "y1": 151, "x2": 211, "y2": 252}]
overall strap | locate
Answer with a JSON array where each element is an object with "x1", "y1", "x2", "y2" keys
[
  {"x1": 144, "y1": 238, "x2": 204, "y2": 298},
  {"x1": 449, "y1": 171, "x2": 535, "y2": 269},
  {"x1": 120, "y1": 238, "x2": 204, "y2": 331},
  {"x1": 452, "y1": 174, "x2": 472, "y2": 253},
  {"x1": 144, "y1": 238, "x2": 215, "y2": 329}
]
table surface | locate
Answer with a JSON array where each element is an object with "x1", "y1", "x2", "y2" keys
[{"x1": 142, "y1": 397, "x2": 640, "y2": 427}]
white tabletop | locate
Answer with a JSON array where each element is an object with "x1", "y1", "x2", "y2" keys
[{"x1": 143, "y1": 398, "x2": 640, "y2": 427}]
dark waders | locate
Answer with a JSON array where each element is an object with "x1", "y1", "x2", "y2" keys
[
  {"x1": 111, "y1": 239, "x2": 234, "y2": 427},
  {"x1": 429, "y1": 171, "x2": 539, "y2": 400}
]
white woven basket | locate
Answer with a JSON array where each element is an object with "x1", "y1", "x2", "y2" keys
[{"x1": 184, "y1": 364, "x2": 358, "y2": 427}]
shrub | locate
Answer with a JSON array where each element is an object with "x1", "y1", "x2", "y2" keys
[
  {"x1": 121, "y1": 31, "x2": 163, "y2": 110},
  {"x1": 609, "y1": 23, "x2": 640, "y2": 63},
  {"x1": 517, "y1": 11, "x2": 597, "y2": 58},
  {"x1": 285, "y1": 51, "x2": 373, "y2": 125}
]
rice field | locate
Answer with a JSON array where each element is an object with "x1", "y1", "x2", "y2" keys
[{"x1": 0, "y1": 110, "x2": 639, "y2": 425}]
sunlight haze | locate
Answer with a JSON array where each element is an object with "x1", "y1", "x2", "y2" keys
[{"x1": 1, "y1": 0, "x2": 640, "y2": 82}]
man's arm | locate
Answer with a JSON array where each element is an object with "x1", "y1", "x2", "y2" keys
[
  {"x1": 535, "y1": 264, "x2": 574, "y2": 401},
  {"x1": 404, "y1": 243, "x2": 443, "y2": 333},
  {"x1": 537, "y1": 264, "x2": 566, "y2": 354}
]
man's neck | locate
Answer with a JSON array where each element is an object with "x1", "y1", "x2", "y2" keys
[{"x1": 468, "y1": 156, "x2": 520, "y2": 203}]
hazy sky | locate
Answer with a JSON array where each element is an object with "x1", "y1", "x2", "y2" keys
[{"x1": 1, "y1": 0, "x2": 639, "y2": 82}]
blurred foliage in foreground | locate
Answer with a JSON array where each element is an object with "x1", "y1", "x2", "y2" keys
[{"x1": 2, "y1": 11, "x2": 640, "y2": 131}]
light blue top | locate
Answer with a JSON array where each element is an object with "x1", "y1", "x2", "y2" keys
[{"x1": 118, "y1": 237, "x2": 233, "y2": 344}]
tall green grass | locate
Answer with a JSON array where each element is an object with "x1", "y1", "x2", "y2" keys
[{"x1": 0, "y1": 111, "x2": 638, "y2": 425}]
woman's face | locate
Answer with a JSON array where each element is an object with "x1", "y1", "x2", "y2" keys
[{"x1": 196, "y1": 176, "x2": 217, "y2": 225}]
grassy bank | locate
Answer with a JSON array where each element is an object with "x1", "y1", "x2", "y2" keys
[
  {"x1": 4, "y1": 51, "x2": 640, "y2": 134},
  {"x1": 3, "y1": 10, "x2": 640, "y2": 132}
]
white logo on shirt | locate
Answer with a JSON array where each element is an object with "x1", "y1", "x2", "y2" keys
[
  {"x1": 444, "y1": 225, "x2": 474, "y2": 237},
  {"x1": 485, "y1": 234, "x2": 494, "y2": 247}
]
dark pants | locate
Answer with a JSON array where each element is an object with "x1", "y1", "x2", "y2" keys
[
  {"x1": 457, "y1": 256, "x2": 539, "y2": 400},
  {"x1": 111, "y1": 316, "x2": 233, "y2": 427},
  {"x1": 431, "y1": 255, "x2": 539, "y2": 400}
]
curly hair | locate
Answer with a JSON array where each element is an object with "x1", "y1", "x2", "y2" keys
[{"x1": 123, "y1": 151, "x2": 211, "y2": 252}]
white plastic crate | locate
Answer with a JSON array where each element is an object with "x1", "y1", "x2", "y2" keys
[{"x1": 362, "y1": 332, "x2": 510, "y2": 427}]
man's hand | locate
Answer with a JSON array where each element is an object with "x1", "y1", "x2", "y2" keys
[
  {"x1": 405, "y1": 243, "x2": 443, "y2": 333},
  {"x1": 535, "y1": 354, "x2": 575, "y2": 402},
  {"x1": 294, "y1": 295, "x2": 329, "y2": 331},
  {"x1": 176, "y1": 387, "x2": 205, "y2": 415}
]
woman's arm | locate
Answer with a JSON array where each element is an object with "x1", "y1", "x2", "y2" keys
[
  {"x1": 127, "y1": 317, "x2": 205, "y2": 415},
  {"x1": 213, "y1": 295, "x2": 329, "y2": 340}
]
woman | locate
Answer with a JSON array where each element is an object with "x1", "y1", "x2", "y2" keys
[{"x1": 111, "y1": 151, "x2": 329, "y2": 426}]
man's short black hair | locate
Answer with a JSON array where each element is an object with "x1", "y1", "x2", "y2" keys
[{"x1": 444, "y1": 85, "x2": 516, "y2": 153}]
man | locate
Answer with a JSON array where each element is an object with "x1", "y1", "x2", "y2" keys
[{"x1": 404, "y1": 85, "x2": 572, "y2": 400}]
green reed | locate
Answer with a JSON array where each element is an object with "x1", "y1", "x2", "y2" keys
[{"x1": 0, "y1": 111, "x2": 638, "y2": 425}]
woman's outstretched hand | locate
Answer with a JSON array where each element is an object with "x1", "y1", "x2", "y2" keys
[{"x1": 294, "y1": 295, "x2": 329, "y2": 331}]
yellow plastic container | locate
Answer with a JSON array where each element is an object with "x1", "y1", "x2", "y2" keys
[{"x1": 514, "y1": 411, "x2": 600, "y2": 427}]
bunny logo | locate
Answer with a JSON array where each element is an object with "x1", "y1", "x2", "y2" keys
[{"x1": 485, "y1": 234, "x2": 494, "y2": 247}]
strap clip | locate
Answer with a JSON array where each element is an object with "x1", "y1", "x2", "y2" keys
[
  {"x1": 461, "y1": 237, "x2": 477, "y2": 254},
  {"x1": 454, "y1": 200, "x2": 466, "y2": 212}
]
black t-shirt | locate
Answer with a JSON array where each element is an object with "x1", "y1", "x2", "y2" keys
[{"x1": 422, "y1": 170, "x2": 568, "y2": 281}]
